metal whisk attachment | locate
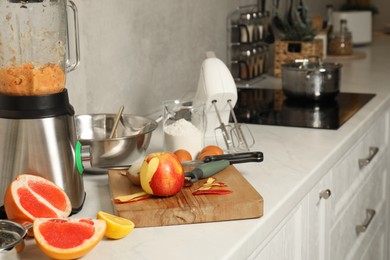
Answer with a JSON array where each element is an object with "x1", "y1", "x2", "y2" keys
[
  {"x1": 228, "y1": 100, "x2": 255, "y2": 151},
  {"x1": 212, "y1": 100, "x2": 234, "y2": 153}
]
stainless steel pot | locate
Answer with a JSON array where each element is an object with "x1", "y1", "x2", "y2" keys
[
  {"x1": 75, "y1": 114, "x2": 158, "y2": 171},
  {"x1": 281, "y1": 57, "x2": 343, "y2": 100}
]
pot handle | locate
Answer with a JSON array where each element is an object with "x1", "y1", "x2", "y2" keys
[
  {"x1": 66, "y1": 1, "x2": 81, "y2": 72},
  {"x1": 295, "y1": 56, "x2": 322, "y2": 67},
  {"x1": 305, "y1": 69, "x2": 324, "y2": 80},
  {"x1": 305, "y1": 56, "x2": 322, "y2": 62}
]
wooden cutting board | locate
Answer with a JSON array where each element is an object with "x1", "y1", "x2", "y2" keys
[{"x1": 108, "y1": 166, "x2": 263, "y2": 227}]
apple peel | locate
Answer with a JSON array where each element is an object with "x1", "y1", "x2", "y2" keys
[
  {"x1": 113, "y1": 191, "x2": 150, "y2": 204},
  {"x1": 192, "y1": 177, "x2": 232, "y2": 195},
  {"x1": 193, "y1": 189, "x2": 233, "y2": 195}
]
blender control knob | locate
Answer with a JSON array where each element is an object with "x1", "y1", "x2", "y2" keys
[{"x1": 75, "y1": 141, "x2": 92, "y2": 174}]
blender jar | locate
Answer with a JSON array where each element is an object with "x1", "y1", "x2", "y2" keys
[{"x1": 0, "y1": 0, "x2": 80, "y2": 96}]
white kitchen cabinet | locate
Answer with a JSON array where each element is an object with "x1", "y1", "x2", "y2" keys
[
  {"x1": 329, "y1": 157, "x2": 387, "y2": 260},
  {"x1": 254, "y1": 108, "x2": 390, "y2": 260},
  {"x1": 328, "y1": 110, "x2": 389, "y2": 260},
  {"x1": 250, "y1": 204, "x2": 306, "y2": 260}
]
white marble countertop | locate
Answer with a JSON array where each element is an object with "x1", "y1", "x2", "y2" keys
[{"x1": 20, "y1": 34, "x2": 390, "y2": 259}]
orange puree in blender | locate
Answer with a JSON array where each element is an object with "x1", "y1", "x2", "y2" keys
[{"x1": 0, "y1": 63, "x2": 65, "y2": 96}]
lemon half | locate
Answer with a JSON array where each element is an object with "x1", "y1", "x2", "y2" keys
[{"x1": 97, "y1": 211, "x2": 135, "y2": 239}]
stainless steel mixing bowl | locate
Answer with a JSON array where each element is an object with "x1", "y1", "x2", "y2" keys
[{"x1": 75, "y1": 114, "x2": 158, "y2": 171}]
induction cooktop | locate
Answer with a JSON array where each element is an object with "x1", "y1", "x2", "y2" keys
[{"x1": 233, "y1": 88, "x2": 375, "y2": 130}]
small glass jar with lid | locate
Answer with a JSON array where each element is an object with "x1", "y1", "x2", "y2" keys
[{"x1": 328, "y1": 19, "x2": 353, "y2": 56}]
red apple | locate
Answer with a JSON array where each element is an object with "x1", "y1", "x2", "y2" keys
[{"x1": 140, "y1": 152, "x2": 185, "y2": 196}]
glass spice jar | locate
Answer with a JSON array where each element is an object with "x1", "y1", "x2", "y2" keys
[{"x1": 328, "y1": 19, "x2": 353, "y2": 56}]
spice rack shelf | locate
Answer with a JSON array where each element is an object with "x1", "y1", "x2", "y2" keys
[{"x1": 227, "y1": 5, "x2": 271, "y2": 88}]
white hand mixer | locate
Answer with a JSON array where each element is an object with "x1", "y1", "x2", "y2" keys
[{"x1": 194, "y1": 52, "x2": 254, "y2": 152}]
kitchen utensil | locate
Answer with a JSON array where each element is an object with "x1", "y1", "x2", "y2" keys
[
  {"x1": 185, "y1": 160, "x2": 230, "y2": 183},
  {"x1": 287, "y1": 0, "x2": 294, "y2": 26},
  {"x1": 228, "y1": 100, "x2": 254, "y2": 151},
  {"x1": 212, "y1": 100, "x2": 234, "y2": 152},
  {"x1": 108, "y1": 166, "x2": 263, "y2": 227},
  {"x1": 0, "y1": 89, "x2": 85, "y2": 214},
  {"x1": 204, "y1": 151, "x2": 263, "y2": 162},
  {"x1": 109, "y1": 106, "x2": 125, "y2": 138},
  {"x1": 75, "y1": 114, "x2": 158, "y2": 170},
  {"x1": 0, "y1": 220, "x2": 29, "y2": 258},
  {"x1": 269, "y1": 0, "x2": 282, "y2": 41},
  {"x1": 263, "y1": 0, "x2": 275, "y2": 44},
  {"x1": 195, "y1": 52, "x2": 237, "y2": 143},
  {"x1": 0, "y1": 0, "x2": 80, "y2": 96},
  {"x1": 120, "y1": 109, "x2": 151, "y2": 136},
  {"x1": 182, "y1": 151, "x2": 264, "y2": 171},
  {"x1": 281, "y1": 56, "x2": 342, "y2": 100}
]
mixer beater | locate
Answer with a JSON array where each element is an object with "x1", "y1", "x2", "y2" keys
[{"x1": 195, "y1": 52, "x2": 254, "y2": 152}]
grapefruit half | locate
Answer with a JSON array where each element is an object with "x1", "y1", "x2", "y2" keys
[
  {"x1": 33, "y1": 218, "x2": 106, "y2": 259},
  {"x1": 4, "y1": 174, "x2": 72, "y2": 222}
]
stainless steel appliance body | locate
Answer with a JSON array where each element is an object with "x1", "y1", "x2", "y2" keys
[{"x1": 0, "y1": 90, "x2": 85, "y2": 213}]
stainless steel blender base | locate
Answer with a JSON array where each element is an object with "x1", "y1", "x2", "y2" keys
[
  {"x1": 0, "y1": 115, "x2": 85, "y2": 212},
  {"x1": 0, "y1": 90, "x2": 85, "y2": 213}
]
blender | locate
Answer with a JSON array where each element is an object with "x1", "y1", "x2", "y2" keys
[{"x1": 0, "y1": 0, "x2": 84, "y2": 214}]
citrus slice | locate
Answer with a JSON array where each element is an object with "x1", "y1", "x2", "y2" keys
[
  {"x1": 97, "y1": 211, "x2": 135, "y2": 239},
  {"x1": 4, "y1": 174, "x2": 72, "y2": 223},
  {"x1": 33, "y1": 218, "x2": 106, "y2": 260}
]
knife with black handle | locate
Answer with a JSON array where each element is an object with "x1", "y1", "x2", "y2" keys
[
  {"x1": 182, "y1": 151, "x2": 263, "y2": 169},
  {"x1": 203, "y1": 151, "x2": 263, "y2": 164},
  {"x1": 183, "y1": 152, "x2": 264, "y2": 182}
]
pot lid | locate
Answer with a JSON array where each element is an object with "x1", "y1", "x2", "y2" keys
[{"x1": 282, "y1": 56, "x2": 343, "y2": 71}]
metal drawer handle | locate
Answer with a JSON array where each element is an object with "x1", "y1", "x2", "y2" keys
[
  {"x1": 319, "y1": 189, "x2": 331, "y2": 200},
  {"x1": 356, "y1": 209, "x2": 376, "y2": 235},
  {"x1": 358, "y1": 147, "x2": 379, "y2": 169}
]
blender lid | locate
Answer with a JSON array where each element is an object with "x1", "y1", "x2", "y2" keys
[{"x1": 0, "y1": 89, "x2": 75, "y2": 119}]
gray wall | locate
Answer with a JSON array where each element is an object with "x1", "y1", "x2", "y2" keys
[{"x1": 67, "y1": 0, "x2": 389, "y2": 116}]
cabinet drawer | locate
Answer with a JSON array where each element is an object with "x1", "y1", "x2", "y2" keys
[
  {"x1": 330, "y1": 117, "x2": 387, "y2": 217},
  {"x1": 329, "y1": 163, "x2": 387, "y2": 260}
]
